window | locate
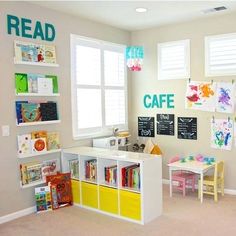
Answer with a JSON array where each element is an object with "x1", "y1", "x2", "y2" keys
[
  {"x1": 157, "y1": 39, "x2": 190, "y2": 80},
  {"x1": 71, "y1": 35, "x2": 127, "y2": 139},
  {"x1": 205, "y1": 33, "x2": 236, "y2": 76}
]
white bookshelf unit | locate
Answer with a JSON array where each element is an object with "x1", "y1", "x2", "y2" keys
[{"x1": 61, "y1": 146, "x2": 162, "y2": 224}]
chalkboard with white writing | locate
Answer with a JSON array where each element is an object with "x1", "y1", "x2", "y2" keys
[
  {"x1": 156, "y1": 114, "x2": 175, "y2": 136},
  {"x1": 138, "y1": 117, "x2": 155, "y2": 137},
  {"x1": 177, "y1": 117, "x2": 197, "y2": 140}
]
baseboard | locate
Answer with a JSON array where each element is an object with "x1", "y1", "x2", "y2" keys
[
  {"x1": 162, "y1": 178, "x2": 236, "y2": 195},
  {"x1": 0, "y1": 206, "x2": 35, "y2": 224}
]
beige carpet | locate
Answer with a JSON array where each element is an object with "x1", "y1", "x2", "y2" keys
[{"x1": 1, "y1": 185, "x2": 236, "y2": 236}]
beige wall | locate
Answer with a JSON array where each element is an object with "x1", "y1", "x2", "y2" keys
[
  {"x1": 130, "y1": 12, "x2": 236, "y2": 189},
  {"x1": 0, "y1": 2, "x2": 130, "y2": 216}
]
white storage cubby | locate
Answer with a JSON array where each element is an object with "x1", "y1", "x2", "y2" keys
[{"x1": 61, "y1": 146, "x2": 162, "y2": 224}]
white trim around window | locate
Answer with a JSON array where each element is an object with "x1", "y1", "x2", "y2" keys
[
  {"x1": 70, "y1": 34, "x2": 128, "y2": 140},
  {"x1": 157, "y1": 39, "x2": 190, "y2": 80}
]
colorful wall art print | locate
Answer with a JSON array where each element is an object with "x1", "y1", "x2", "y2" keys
[
  {"x1": 126, "y1": 46, "x2": 144, "y2": 71},
  {"x1": 216, "y1": 82, "x2": 235, "y2": 114},
  {"x1": 211, "y1": 118, "x2": 233, "y2": 151},
  {"x1": 185, "y1": 81, "x2": 216, "y2": 111}
]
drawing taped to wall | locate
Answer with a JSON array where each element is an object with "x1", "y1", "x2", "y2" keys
[
  {"x1": 216, "y1": 82, "x2": 235, "y2": 114},
  {"x1": 211, "y1": 118, "x2": 233, "y2": 151},
  {"x1": 185, "y1": 81, "x2": 216, "y2": 111}
]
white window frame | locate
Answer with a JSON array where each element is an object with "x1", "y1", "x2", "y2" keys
[
  {"x1": 70, "y1": 34, "x2": 128, "y2": 140},
  {"x1": 157, "y1": 39, "x2": 190, "y2": 80},
  {"x1": 205, "y1": 32, "x2": 236, "y2": 77}
]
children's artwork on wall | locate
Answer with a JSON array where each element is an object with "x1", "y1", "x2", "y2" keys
[
  {"x1": 216, "y1": 82, "x2": 235, "y2": 113},
  {"x1": 211, "y1": 118, "x2": 233, "y2": 150},
  {"x1": 126, "y1": 46, "x2": 143, "y2": 71},
  {"x1": 185, "y1": 81, "x2": 216, "y2": 111}
]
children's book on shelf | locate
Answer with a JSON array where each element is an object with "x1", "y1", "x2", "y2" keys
[
  {"x1": 42, "y1": 159, "x2": 59, "y2": 182},
  {"x1": 85, "y1": 159, "x2": 97, "y2": 181},
  {"x1": 104, "y1": 165, "x2": 117, "y2": 185},
  {"x1": 17, "y1": 134, "x2": 31, "y2": 155},
  {"x1": 15, "y1": 73, "x2": 28, "y2": 93},
  {"x1": 46, "y1": 172, "x2": 72, "y2": 209},
  {"x1": 31, "y1": 138, "x2": 47, "y2": 153},
  {"x1": 21, "y1": 103, "x2": 42, "y2": 122},
  {"x1": 44, "y1": 44, "x2": 57, "y2": 64},
  {"x1": 40, "y1": 102, "x2": 58, "y2": 121},
  {"x1": 20, "y1": 162, "x2": 42, "y2": 185},
  {"x1": 121, "y1": 164, "x2": 140, "y2": 190},
  {"x1": 15, "y1": 101, "x2": 28, "y2": 124},
  {"x1": 14, "y1": 40, "x2": 57, "y2": 64},
  {"x1": 37, "y1": 77, "x2": 53, "y2": 95},
  {"x1": 28, "y1": 73, "x2": 43, "y2": 93},
  {"x1": 47, "y1": 132, "x2": 60, "y2": 150},
  {"x1": 35, "y1": 186, "x2": 52, "y2": 213},
  {"x1": 68, "y1": 159, "x2": 79, "y2": 179},
  {"x1": 45, "y1": 75, "x2": 58, "y2": 93}
]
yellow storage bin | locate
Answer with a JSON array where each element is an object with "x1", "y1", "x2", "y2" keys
[
  {"x1": 120, "y1": 190, "x2": 141, "y2": 221},
  {"x1": 71, "y1": 179, "x2": 80, "y2": 204},
  {"x1": 99, "y1": 186, "x2": 118, "y2": 215},
  {"x1": 81, "y1": 182, "x2": 98, "y2": 209}
]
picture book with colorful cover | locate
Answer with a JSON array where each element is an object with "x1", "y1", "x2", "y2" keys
[
  {"x1": 21, "y1": 103, "x2": 42, "y2": 122},
  {"x1": 15, "y1": 73, "x2": 28, "y2": 94},
  {"x1": 14, "y1": 41, "x2": 37, "y2": 62},
  {"x1": 42, "y1": 159, "x2": 59, "y2": 182},
  {"x1": 31, "y1": 138, "x2": 47, "y2": 153},
  {"x1": 35, "y1": 186, "x2": 52, "y2": 213},
  {"x1": 15, "y1": 101, "x2": 28, "y2": 124},
  {"x1": 68, "y1": 159, "x2": 79, "y2": 179},
  {"x1": 44, "y1": 44, "x2": 57, "y2": 64},
  {"x1": 47, "y1": 132, "x2": 60, "y2": 151},
  {"x1": 28, "y1": 73, "x2": 44, "y2": 93},
  {"x1": 17, "y1": 134, "x2": 31, "y2": 155},
  {"x1": 20, "y1": 162, "x2": 42, "y2": 185}
]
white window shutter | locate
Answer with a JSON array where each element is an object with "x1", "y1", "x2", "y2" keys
[
  {"x1": 158, "y1": 39, "x2": 190, "y2": 80},
  {"x1": 205, "y1": 33, "x2": 236, "y2": 76}
]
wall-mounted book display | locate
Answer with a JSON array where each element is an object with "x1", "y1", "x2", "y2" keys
[
  {"x1": 156, "y1": 114, "x2": 175, "y2": 136},
  {"x1": 15, "y1": 101, "x2": 59, "y2": 125},
  {"x1": 17, "y1": 130, "x2": 61, "y2": 158},
  {"x1": 138, "y1": 116, "x2": 155, "y2": 137},
  {"x1": 177, "y1": 117, "x2": 197, "y2": 140},
  {"x1": 15, "y1": 73, "x2": 59, "y2": 96},
  {"x1": 14, "y1": 40, "x2": 58, "y2": 66},
  {"x1": 20, "y1": 158, "x2": 60, "y2": 188}
]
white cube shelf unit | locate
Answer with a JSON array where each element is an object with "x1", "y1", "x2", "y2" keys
[{"x1": 61, "y1": 146, "x2": 162, "y2": 224}]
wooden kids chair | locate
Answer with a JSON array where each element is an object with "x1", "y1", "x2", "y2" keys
[
  {"x1": 169, "y1": 156, "x2": 196, "y2": 196},
  {"x1": 198, "y1": 161, "x2": 224, "y2": 202}
]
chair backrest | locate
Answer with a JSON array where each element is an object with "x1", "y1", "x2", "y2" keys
[
  {"x1": 169, "y1": 156, "x2": 180, "y2": 164},
  {"x1": 214, "y1": 161, "x2": 224, "y2": 182}
]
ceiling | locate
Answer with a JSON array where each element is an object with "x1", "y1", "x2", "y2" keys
[{"x1": 32, "y1": 1, "x2": 236, "y2": 31}]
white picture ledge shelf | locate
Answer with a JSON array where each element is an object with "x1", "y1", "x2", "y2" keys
[
  {"x1": 20, "y1": 180, "x2": 45, "y2": 189},
  {"x1": 18, "y1": 149, "x2": 61, "y2": 159},
  {"x1": 17, "y1": 120, "x2": 61, "y2": 126},
  {"x1": 16, "y1": 93, "x2": 60, "y2": 97},
  {"x1": 14, "y1": 59, "x2": 59, "y2": 67}
]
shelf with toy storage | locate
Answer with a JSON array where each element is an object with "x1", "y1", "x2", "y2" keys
[
  {"x1": 14, "y1": 40, "x2": 61, "y2": 189},
  {"x1": 61, "y1": 146, "x2": 162, "y2": 224}
]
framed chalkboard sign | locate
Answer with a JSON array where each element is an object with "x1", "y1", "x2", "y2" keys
[
  {"x1": 177, "y1": 117, "x2": 197, "y2": 140},
  {"x1": 156, "y1": 114, "x2": 175, "y2": 136},
  {"x1": 138, "y1": 117, "x2": 155, "y2": 137}
]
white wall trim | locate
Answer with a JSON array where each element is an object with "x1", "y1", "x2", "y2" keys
[
  {"x1": 162, "y1": 178, "x2": 236, "y2": 195},
  {"x1": 0, "y1": 206, "x2": 35, "y2": 224}
]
